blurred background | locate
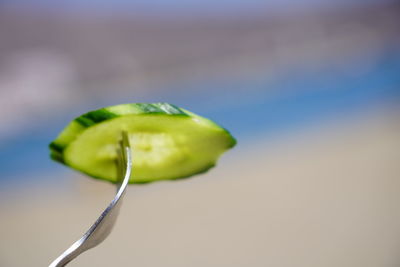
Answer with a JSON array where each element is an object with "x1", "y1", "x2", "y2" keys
[{"x1": 0, "y1": 0, "x2": 399, "y2": 266}]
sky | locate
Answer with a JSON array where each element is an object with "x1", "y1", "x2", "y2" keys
[{"x1": 2, "y1": 0, "x2": 395, "y2": 17}]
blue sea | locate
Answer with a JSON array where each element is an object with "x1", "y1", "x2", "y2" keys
[{"x1": 0, "y1": 50, "x2": 399, "y2": 185}]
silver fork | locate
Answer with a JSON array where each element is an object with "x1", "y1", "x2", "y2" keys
[{"x1": 49, "y1": 131, "x2": 133, "y2": 267}]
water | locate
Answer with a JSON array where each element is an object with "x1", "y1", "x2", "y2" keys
[{"x1": 0, "y1": 51, "x2": 399, "y2": 184}]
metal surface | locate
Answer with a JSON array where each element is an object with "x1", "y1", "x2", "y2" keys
[{"x1": 49, "y1": 131, "x2": 132, "y2": 267}]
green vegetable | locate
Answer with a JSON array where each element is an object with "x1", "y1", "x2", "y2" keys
[{"x1": 50, "y1": 103, "x2": 236, "y2": 184}]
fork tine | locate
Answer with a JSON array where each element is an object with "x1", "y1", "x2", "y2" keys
[
  {"x1": 117, "y1": 131, "x2": 130, "y2": 183},
  {"x1": 116, "y1": 142, "x2": 124, "y2": 183},
  {"x1": 121, "y1": 132, "x2": 130, "y2": 162}
]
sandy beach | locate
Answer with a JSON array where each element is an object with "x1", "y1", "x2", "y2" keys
[{"x1": 1, "y1": 106, "x2": 399, "y2": 267}]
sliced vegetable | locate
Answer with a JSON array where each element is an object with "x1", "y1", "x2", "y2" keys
[{"x1": 50, "y1": 103, "x2": 236, "y2": 183}]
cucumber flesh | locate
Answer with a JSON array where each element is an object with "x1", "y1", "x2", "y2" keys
[{"x1": 50, "y1": 103, "x2": 236, "y2": 184}]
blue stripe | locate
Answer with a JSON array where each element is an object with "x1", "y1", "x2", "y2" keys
[{"x1": 0, "y1": 50, "x2": 399, "y2": 184}]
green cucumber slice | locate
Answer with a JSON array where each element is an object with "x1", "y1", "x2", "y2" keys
[{"x1": 50, "y1": 103, "x2": 236, "y2": 184}]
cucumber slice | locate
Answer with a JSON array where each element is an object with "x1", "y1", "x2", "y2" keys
[{"x1": 50, "y1": 103, "x2": 236, "y2": 184}]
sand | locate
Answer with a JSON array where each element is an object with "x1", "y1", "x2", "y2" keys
[{"x1": 0, "y1": 107, "x2": 399, "y2": 267}]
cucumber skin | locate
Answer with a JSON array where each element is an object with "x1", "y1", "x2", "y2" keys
[
  {"x1": 49, "y1": 103, "x2": 190, "y2": 157},
  {"x1": 49, "y1": 103, "x2": 236, "y2": 184}
]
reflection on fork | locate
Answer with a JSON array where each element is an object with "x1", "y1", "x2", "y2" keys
[{"x1": 49, "y1": 131, "x2": 132, "y2": 267}]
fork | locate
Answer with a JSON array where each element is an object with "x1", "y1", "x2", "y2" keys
[{"x1": 49, "y1": 131, "x2": 133, "y2": 267}]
